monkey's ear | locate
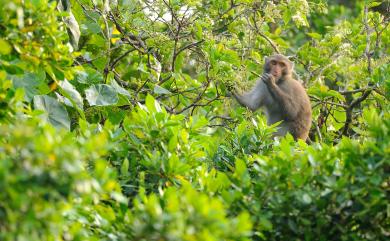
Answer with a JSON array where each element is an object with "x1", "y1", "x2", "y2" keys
[
  {"x1": 264, "y1": 56, "x2": 269, "y2": 63},
  {"x1": 286, "y1": 56, "x2": 294, "y2": 69}
]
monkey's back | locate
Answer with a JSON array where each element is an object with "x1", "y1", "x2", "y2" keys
[{"x1": 284, "y1": 80, "x2": 312, "y2": 140}]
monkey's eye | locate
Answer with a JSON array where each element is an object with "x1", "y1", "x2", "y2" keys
[
  {"x1": 279, "y1": 62, "x2": 286, "y2": 68},
  {"x1": 270, "y1": 60, "x2": 277, "y2": 65}
]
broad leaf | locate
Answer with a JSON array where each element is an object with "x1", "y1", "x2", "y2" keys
[
  {"x1": 85, "y1": 84, "x2": 118, "y2": 106},
  {"x1": 58, "y1": 79, "x2": 83, "y2": 109},
  {"x1": 10, "y1": 72, "x2": 47, "y2": 102},
  {"x1": 111, "y1": 79, "x2": 131, "y2": 98},
  {"x1": 153, "y1": 85, "x2": 172, "y2": 95},
  {"x1": 58, "y1": 0, "x2": 80, "y2": 49},
  {"x1": 75, "y1": 67, "x2": 103, "y2": 84},
  {"x1": 33, "y1": 95, "x2": 70, "y2": 130}
]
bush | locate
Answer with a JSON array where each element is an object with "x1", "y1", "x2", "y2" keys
[
  {"x1": 218, "y1": 110, "x2": 390, "y2": 240},
  {"x1": 129, "y1": 184, "x2": 252, "y2": 241},
  {"x1": 0, "y1": 118, "x2": 122, "y2": 240},
  {"x1": 1, "y1": 0, "x2": 389, "y2": 240}
]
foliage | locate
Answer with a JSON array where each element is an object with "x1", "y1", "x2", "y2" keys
[
  {"x1": 219, "y1": 110, "x2": 390, "y2": 240},
  {"x1": 0, "y1": 0, "x2": 389, "y2": 240},
  {"x1": 0, "y1": 118, "x2": 123, "y2": 240}
]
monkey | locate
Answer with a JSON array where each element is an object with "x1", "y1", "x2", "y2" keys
[{"x1": 233, "y1": 54, "x2": 312, "y2": 141}]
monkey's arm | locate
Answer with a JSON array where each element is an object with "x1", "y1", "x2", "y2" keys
[
  {"x1": 233, "y1": 81, "x2": 265, "y2": 111},
  {"x1": 263, "y1": 75, "x2": 299, "y2": 120}
]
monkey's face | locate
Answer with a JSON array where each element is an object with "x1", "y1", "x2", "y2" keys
[
  {"x1": 269, "y1": 60, "x2": 286, "y2": 80},
  {"x1": 264, "y1": 55, "x2": 292, "y2": 81}
]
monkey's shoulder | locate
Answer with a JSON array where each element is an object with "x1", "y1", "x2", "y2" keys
[{"x1": 281, "y1": 80, "x2": 308, "y2": 95}]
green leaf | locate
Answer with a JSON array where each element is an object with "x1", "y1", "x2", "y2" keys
[
  {"x1": 66, "y1": 12, "x2": 81, "y2": 49},
  {"x1": 10, "y1": 72, "x2": 47, "y2": 102},
  {"x1": 283, "y1": 10, "x2": 292, "y2": 24},
  {"x1": 194, "y1": 22, "x2": 203, "y2": 39},
  {"x1": 111, "y1": 79, "x2": 131, "y2": 98},
  {"x1": 221, "y1": 49, "x2": 240, "y2": 66},
  {"x1": 368, "y1": 1, "x2": 382, "y2": 8},
  {"x1": 0, "y1": 39, "x2": 12, "y2": 55},
  {"x1": 234, "y1": 158, "x2": 247, "y2": 177},
  {"x1": 259, "y1": 217, "x2": 273, "y2": 231},
  {"x1": 153, "y1": 85, "x2": 172, "y2": 95},
  {"x1": 121, "y1": 158, "x2": 129, "y2": 175},
  {"x1": 82, "y1": 21, "x2": 101, "y2": 34},
  {"x1": 307, "y1": 32, "x2": 322, "y2": 40},
  {"x1": 33, "y1": 95, "x2": 70, "y2": 130},
  {"x1": 85, "y1": 84, "x2": 118, "y2": 106},
  {"x1": 74, "y1": 67, "x2": 103, "y2": 84},
  {"x1": 145, "y1": 94, "x2": 162, "y2": 113},
  {"x1": 333, "y1": 109, "x2": 346, "y2": 130},
  {"x1": 168, "y1": 135, "x2": 178, "y2": 151},
  {"x1": 180, "y1": 129, "x2": 189, "y2": 144},
  {"x1": 58, "y1": 0, "x2": 80, "y2": 49},
  {"x1": 58, "y1": 79, "x2": 83, "y2": 109},
  {"x1": 309, "y1": 85, "x2": 345, "y2": 101}
]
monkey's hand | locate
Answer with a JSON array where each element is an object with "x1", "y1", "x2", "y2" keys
[{"x1": 261, "y1": 73, "x2": 276, "y2": 86}]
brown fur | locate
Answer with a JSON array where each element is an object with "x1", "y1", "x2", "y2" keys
[{"x1": 233, "y1": 54, "x2": 312, "y2": 141}]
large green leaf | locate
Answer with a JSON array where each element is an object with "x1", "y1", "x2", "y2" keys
[
  {"x1": 33, "y1": 95, "x2": 70, "y2": 130},
  {"x1": 153, "y1": 85, "x2": 172, "y2": 95},
  {"x1": 58, "y1": 0, "x2": 80, "y2": 49},
  {"x1": 85, "y1": 84, "x2": 118, "y2": 106},
  {"x1": 58, "y1": 79, "x2": 83, "y2": 109},
  {"x1": 10, "y1": 72, "x2": 48, "y2": 102},
  {"x1": 111, "y1": 79, "x2": 131, "y2": 98},
  {"x1": 74, "y1": 67, "x2": 103, "y2": 84}
]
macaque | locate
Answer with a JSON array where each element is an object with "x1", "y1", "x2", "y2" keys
[{"x1": 233, "y1": 54, "x2": 312, "y2": 141}]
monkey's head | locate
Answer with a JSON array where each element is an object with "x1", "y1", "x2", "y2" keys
[{"x1": 264, "y1": 54, "x2": 293, "y2": 81}]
